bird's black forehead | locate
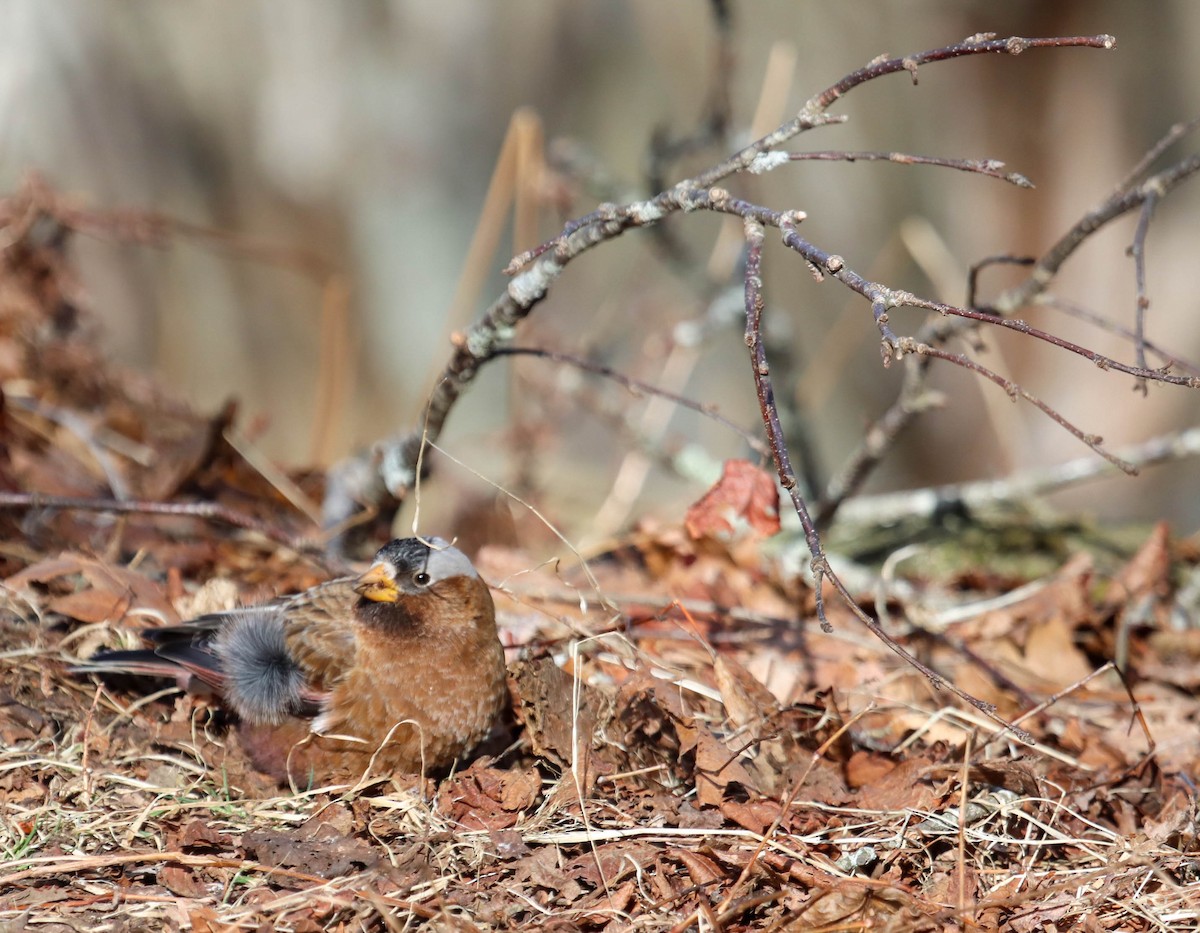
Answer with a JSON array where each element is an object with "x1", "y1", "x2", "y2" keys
[{"x1": 373, "y1": 537, "x2": 439, "y2": 572}]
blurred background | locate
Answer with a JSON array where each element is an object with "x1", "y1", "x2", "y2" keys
[{"x1": 2, "y1": 0, "x2": 1199, "y2": 544}]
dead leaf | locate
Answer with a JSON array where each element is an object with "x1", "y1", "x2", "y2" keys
[
  {"x1": 577, "y1": 878, "x2": 637, "y2": 923},
  {"x1": 187, "y1": 908, "x2": 224, "y2": 933},
  {"x1": 925, "y1": 865, "x2": 978, "y2": 911},
  {"x1": 180, "y1": 818, "x2": 234, "y2": 852},
  {"x1": 511, "y1": 846, "x2": 567, "y2": 891},
  {"x1": 566, "y1": 840, "x2": 659, "y2": 888},
  {"x1": 437, "y1": 764, "x2": 542, "y2": 830},
  {"x1": 853, "y1": 757, "x2": 937, "y2": 813},
  {"x1": 683, "y1": 725, "x2": 759, "y2": 807},
  {"x1": 685, "y1": 459, "x2": 780, "y2": 540},
  {"x1": 1023, "y1": 615, "x2": 1092, "y2": 688},
  {"x1": 5, "y1": 551, "x2": 180, "y2": 627},
  {"x1": 46, "y1": 587, "x2": 130, "y2": 624},
  {"x1": 674, "y1": 847, "x2": 727, "y2": 887},
  {"x1": 6, "y1": 554, "x2": 89, "y2": 588},
  {"x1": 1106, "y1": 520, "x2": 1171, "y2": 609},
  {"x1": 160, "y1": 864, "x2": 208, "y2": 898},
  {"x1": 719, "y1": 798, "x2": 781, "y2": 834},
  {"x1": 242, "y1": 819, "x2": 378, "y2": 878},
  {"x1": 714, "y1": 655, "x2": 779, "y2": 732},
  {"x1": 845, "y1": 750, "x2": 896, "y2": 789}
]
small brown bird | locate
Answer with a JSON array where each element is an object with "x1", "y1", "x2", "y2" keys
[{"x1": 77, "y1": 537, "x2": 508, "y2": 786}]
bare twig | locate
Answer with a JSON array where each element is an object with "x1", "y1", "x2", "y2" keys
[
  {"x1": 774, "y1": 218, "x2": 1200, "y2": 389},
  {"x1": 815, "y1": 357, "x2": 940, "y2": 526},
  {"x1": 493, "y1": 346, "x2": 769, "y2": 457},
  {"x1": 832, "y1": 423, "x2": 1200, "y2": 528},
  {"x1": 966, "y1": 254, "x2": 1035, "y2": 310},
  {"x1": 1109, "y1": 115, "x2": 1200, "y2": 196},
  {"x1": 784, "y1": 150, "x2": 1032, "y2": 187},
  {"x1": 988, "y1": 152, "x2": 1200, "y2": 316},
  {"x1": 897, "y1": 341, "x2": 1136, "y2": 474},
  {"x1": 741, "y1": 218, "x2": 830, "y2": 631},
  {"x1": 1037, "y1": 294, "x2": 1200, "y2": 376},
  {"x1": 0, "y1": 492, "x2": 328, "y2": 565},
  {"x1": 742, "y1": 218, "x2": 1026, "y2": 738},
  {"x1": 1128, "y1": 187, "x2": 1160, "y2": 394}
]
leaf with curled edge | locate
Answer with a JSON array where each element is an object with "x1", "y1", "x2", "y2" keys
[
  {"x1": 680, "y1": 723, "x2": 758, "y2": 807},
  {"x1": 713, "y1": 655, "x2": 779, "y2": 736},
  {"x1": 437, "y1": 763, "x2": 542, "y2": 831},
  {"x1": 7, "y1": 551, "x2": 179, "y2": 627},
  {"x1": 509, "y1": 656, "x2": 613, "y2": 782},
  {"x1": 685, "y1": 459, "x2": 780, "y2": 540}
]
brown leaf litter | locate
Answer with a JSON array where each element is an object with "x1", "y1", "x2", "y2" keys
[{"x1": 0, "y1": 182, "x2": 1198, "y2": 930}]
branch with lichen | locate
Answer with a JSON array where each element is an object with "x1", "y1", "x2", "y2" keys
[{"x1": 321, "y1": 34, "x2": 1121, "y2": 546}]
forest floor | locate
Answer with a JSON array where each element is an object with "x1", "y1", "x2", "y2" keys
[{"x1": 2, "y1": 188, "x2": 1200, "y2": 932}]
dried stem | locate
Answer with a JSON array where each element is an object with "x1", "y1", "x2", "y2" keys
[
  {"x1": 741, "y1": 218, "x2": 830, "y2": 632},
  {"x1": 742, "y1": 218, "x2": 1026, "y2": 736}
]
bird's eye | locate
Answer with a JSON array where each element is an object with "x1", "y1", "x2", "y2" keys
[{"x1": 413, "y1": 572, "x2": 432, "y2": 586}]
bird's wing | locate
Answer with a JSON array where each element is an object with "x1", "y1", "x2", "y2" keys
[
  {"x1": 154, "y1": 576, "x2": 361, "y2": 699},
  {"x1": 276, "y1": 577, "x2": 358, "y2": 624},
  {"x1": 274, "y1": 577, "x2": 360, "y2": 694},
  {"x1": 139, "y1": 575, "x2": 356, "y2": 636},
  {"x1": 74, "y1": 599, "x2": 240, "y2": 689},
  {"x1": 75, "y1": 576, "x2": 361, "y2": 712}
]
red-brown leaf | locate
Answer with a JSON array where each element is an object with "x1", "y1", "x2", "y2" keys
[{"x1": 685, "y1": 459, "x2": 780, "y2": 540}]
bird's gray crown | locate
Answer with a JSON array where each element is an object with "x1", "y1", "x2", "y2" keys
[{"x1": 371, "y1": 536, "x2": 478, "y2": 590}]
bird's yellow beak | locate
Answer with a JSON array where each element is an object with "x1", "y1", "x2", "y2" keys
[{"x1": 355, "y1": 563, "x2": 400, "y2": 603}]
